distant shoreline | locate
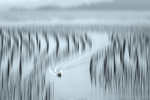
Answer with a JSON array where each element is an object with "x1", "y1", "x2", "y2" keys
[
  {"x1": 0, "y1": 19, "x2": 150, "y2": 27},
  {"x1": 0, "y1": 11, "x2": 150, "y2": 23}
]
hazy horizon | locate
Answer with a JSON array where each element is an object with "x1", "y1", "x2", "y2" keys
[{"x1": 0, "y1": 0, "x2": 150, "y2": 11}]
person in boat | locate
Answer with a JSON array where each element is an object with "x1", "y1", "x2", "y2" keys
[{"x1": 57, "y1": 72, "x2": 61, "y2": 77}]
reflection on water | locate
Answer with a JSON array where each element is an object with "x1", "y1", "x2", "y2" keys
[
  {"x1": 90, "y1": 32, "x2": 150, "y2": 100},
  {"x1": 0, "y1": 26, "x2": 94, "y2": 100},
  {"x1": 47, "y1": 32, "x2": 110, "y2": 100},
  {"x1": 0, "y1": 24, "x2": 150, "y2": 100}
]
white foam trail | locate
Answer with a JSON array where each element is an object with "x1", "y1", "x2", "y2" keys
[
  {"x1": 54, "y1": 53, "x2": 91, "y2": 73},
  {"x1": 48, "y1": 49, "x2": 92, "y2": 75},
  {"x1": 49, "y1": 68, "x2": 57, "y2": 75},
  {"x1": 59, "y1": 60, "x2": 89, "y2": 74},
  {"x1": 49, "y1": 67, "x2": 64, "y2": 75},
  {"x1": 51, "y1": 47, "x2": 99, "y2": 75},
  {"x1": 51, "y1": 49, "x2": 91, "y2": 68}
]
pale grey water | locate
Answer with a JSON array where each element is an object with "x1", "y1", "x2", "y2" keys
[
  {"x1": 46, "y1": 33, "x2": 110, "y2": 99},
  {"x1": 0, "y1": 10, "x2": 150, "y2": 100}
]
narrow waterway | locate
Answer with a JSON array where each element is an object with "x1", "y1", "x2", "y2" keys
[{"x1": 46, "y1": 33, "x2": 110, "y2": 99}]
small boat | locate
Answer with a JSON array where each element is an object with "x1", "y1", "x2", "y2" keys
[{"x1": 57, "y1": 72, "x2": 61, "y2": 77}]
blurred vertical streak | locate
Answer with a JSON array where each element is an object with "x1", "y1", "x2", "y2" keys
[
  {"x1": 13, "y1": 32, "x2": 19, "y2": 49},
  {"x1": 36, "y1": 32, "x2": 39, "y2": 53},
  {"x1": 103, "y1": 52, "x2": 107, "y2": 91},
  {"x1": 54, "y1": 33, "x2": 59, "y2": 57},
  {"x1": 39, "y1": 40, "x2": 41, "y2": 53},
  {"x1": 7, "y1": 59, "x2": 10, "y2": 83},
  {"x1": 28, "y1": 31, "x2": 31, "y2": 50},
  {"x1": 44, "y1": 31, "x2": 49, "y2": 54},
  {"x1": 89, "y1": 58, "x2": 93, "y2": 84},
  {"x1": 66, "y1": 34, "x2": 70, "y2": 52},
  {"x1": 80, "y1": 36, "x2": 85, "y2": 52},
  {"x1": 10, "y1": 45, "x2": 15, "y2": 66},
  {"x1": 0, "y1": 32, "x2": 2, "y2": 71},
  {"x1": 0, "y1": 28, "x2": 1, "y2": 37},
  {"x1": 72, "y1": 34, "x2": 79, "y2": 52},
  {"x1": 27, "y1": 31, "x2": 32, "y2": 58},
  {"x1": 1, "y1": 32, "x2": 3, "y2": 48},
  {"x1": 19, "y1": 56, "x2": 22, "y2": 80},
  {"x1": 85, "y1": 33, "x2": 92, "y2": 48},
  {"x1": 19, "y1": 30, "x2": 23, "y2": 53},
  {"x1": 29, "y1": 32, "x2": 36, "y2": 56}
]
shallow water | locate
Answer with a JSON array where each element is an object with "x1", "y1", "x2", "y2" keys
[
  {"x1": 1, "y1": 22, "x2": 150, "y2": 100},
  {"x1": 46, "y1": 32, "x2": 110, "y2": 99}
]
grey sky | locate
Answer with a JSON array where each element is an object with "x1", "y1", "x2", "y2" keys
[
  {"x1": 0, "y1": 0, "x2": 149, "y2": 11},
  {"x1": 0, "y1": 0, "x2": 112, "y2": 9}
]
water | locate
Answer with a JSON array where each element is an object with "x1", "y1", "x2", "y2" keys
[
  {"x1": 0, "y1": 20, "x2": 150, "y2": 100},
  {"x1": 0, "y1": 24, "x2": 111, "y2": 99},
  {"x1": 47, "y1": 32, "x2": 110, "y2": 99}
]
